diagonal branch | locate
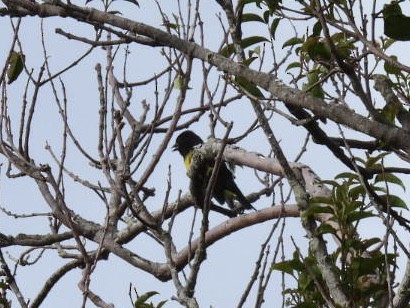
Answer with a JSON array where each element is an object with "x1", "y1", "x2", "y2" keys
[{"x1": 1, "y1": 0, "x2": 410, "y2": 151}]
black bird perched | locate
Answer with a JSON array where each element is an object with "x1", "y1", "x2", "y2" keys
[{"x1": 172, "y1": 130, "x2": 254, "y2": 212}]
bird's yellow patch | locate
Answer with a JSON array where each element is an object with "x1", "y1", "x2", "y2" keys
[{"x1": 184, "y1": 150, "x2": 194, "y2": 171}]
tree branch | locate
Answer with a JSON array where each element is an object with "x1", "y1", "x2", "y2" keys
[{"x1": 2, "y1": 0, "x2": 410, "y2": 151}]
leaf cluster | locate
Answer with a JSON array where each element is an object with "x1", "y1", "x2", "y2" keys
[
  {"x1": 272, "y1": 154, "x2": 404, "y2": 307},
  {"x1": 133, "y1": 291, "x2": 167, "y2": 308}
]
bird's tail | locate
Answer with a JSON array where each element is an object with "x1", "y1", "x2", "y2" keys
[
  {"x1": 236, "y1": 193, "x2": 256, "y2": 211},
  {"x1": 226, "y1": 188, "x2": 256, "y2": 211}
]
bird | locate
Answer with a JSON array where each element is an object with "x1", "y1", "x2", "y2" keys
[{"x1": 172, "y1": 130, "x2": 254, "y2": 212}]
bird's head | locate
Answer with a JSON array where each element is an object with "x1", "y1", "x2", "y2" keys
[{"x1": 172, "y1": 130, "x2": 204, "y2": 156}]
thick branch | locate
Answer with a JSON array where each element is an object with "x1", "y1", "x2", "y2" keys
[
  {"x1": 113, "y1": 205, "x2": 299, "y2": 282},
  {"x1": 2, "y1": 0, "x2": 410, "y2": 151},
  {"x1": 0, "y1": 231, "x2": 73, "y2": 248},
  {"x1": 169, "y1": 205, "x2": 298, "y2": 276}
]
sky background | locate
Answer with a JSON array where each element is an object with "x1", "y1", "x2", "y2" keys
[{"x1": 1, "y1": 0, "x2": 410, "y2": 307}]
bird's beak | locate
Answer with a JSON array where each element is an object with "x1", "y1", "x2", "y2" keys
[{"x1": 172, "y1": 143, "x2": 178, "y2": 152}]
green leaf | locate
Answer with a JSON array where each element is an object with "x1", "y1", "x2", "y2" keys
[
  {"x1": 379, "y1": 194, "x2": 408, "y2": 209},
  {"x1": 220, "y1": 36, "x2": 269, "y2": 57},
  {"x1": 346, "y1": 210, "x2": 374, "y2": 223},
  {"x1": 382, "y1": 38, "x2": 396, "y2": 50},
  {"x1": 351, "y1": 255, "x2": 385, "y2": 276},
  {"x1": 384, "y1": 55, "x2": 401, "y2": 75},
  {"x1": 334, "y1": 172, "x2": 359, "y2": 181},
  {"x1": 317, "y1": 222, "x2": 337, "y2": 235},
  {"x1": 334, "y1": 37, "x2": 355, "y2": 59},
  {"x1": 312, "y1": 21, "x2": 322, "y2": 37},
  {"x1": 298, "y1": 271, "x2": 313, "y2": 291},
  {"x1": 270, "y1": 17, "x2": 281, "y2": 39},
  {"x1": 372, "y1": 186, "x2": 387, "y2": 193},
  {"x1": 7, "y1": 51, "x2": 25, "y2": 84},
  {"x1": 124, "y1": 0, "x2": 140, "y2": 6},
  {"x1": 271, "y1": 260, "x2": 296, "y2": 275},
  {"x1": 319, "y1": 179, "x2": 339, "y2": 187},
  {"x1": 234, "y1": 76, "x2": 264, "y2": 98},
  {"x1": 241, "y1": 36, "x2": 269, "y2": 48},
  {"x1": 134, "y1": 291, "x2": 159, "y2": 307},
  {"x1": 285, "y1": 61, "x2": 301, "y2": 71},
  {"x1": 244, "y1": 55, "x2": 258, "y2": 65},
  {"x1": 166, "y1": 23, "x2": 178, "y2": 30},
  {"x1": 282, "y1": 37, "x2": 304, "y2": 49},
  {"x1": 303, "y1": 204, "x2": 334, "y2": 217},
  {"x1": 241, "y1": 13, "x2": 265, "y2": 23},
  {"x1": 157, "y1": 301, "x2": 167, "y2": 308},
  {"x1": 349, "y1": 185, "x2": 366, "y2": 200},
  {"x1": 309, "y1": 195, "x2": 333, "y2": 205},
  {"x1": 365, "y1": 152, "x2": 389, "y2": 168},
  {"x1": 302, "y1": 36, "x2": 331, "y2": 62},
  {"x1": 303, "y1": 70, "x2": 324, "y2": 99},
  {"x1": 353, "y1": 156, "x2": 366, "y2": 166},
  {"x1": 220, "y1": 44, "x2": 235, "y2": 57},
  {"x1": 108, "y1": 10, "x2": 123, "y2": 15},
  {"x1": 362, "y1": 237, "x2": 381, "y2": 250},
  {"x1": 374, "y1": 173, "x2": 405, "y2": 191},
  {"x1": 263, "y1": 10, "x2": 270, "y2": 23}
]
